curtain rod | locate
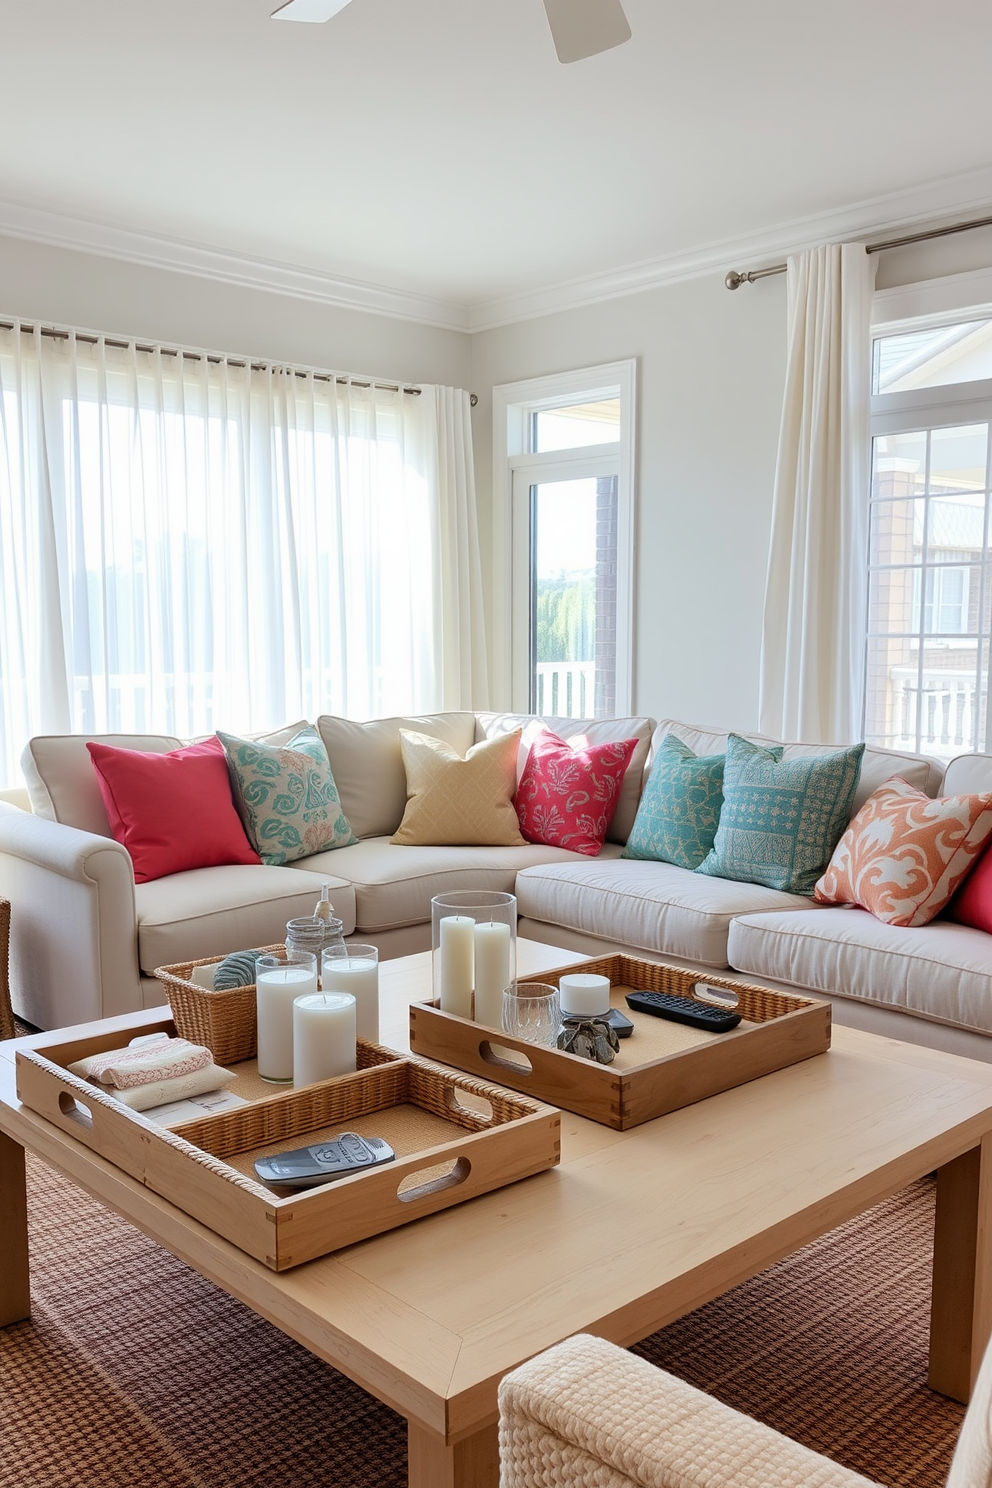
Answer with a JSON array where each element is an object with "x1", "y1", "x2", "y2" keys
[
  {"x1": 0, "y1": 320, "x2": 422, "y2": 395},
  {"x1": 724, "y1": 210, "x2": 992, "y2": 290}
]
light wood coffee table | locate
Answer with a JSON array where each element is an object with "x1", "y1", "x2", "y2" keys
[{"x1": 3, "y1": 940, "x2": 992, "y2": 1488}]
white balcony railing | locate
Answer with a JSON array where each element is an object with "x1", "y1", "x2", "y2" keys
[
  {"x1": 888, "y1": 667, "x2": 982, "y2": 756},
  {"x1": 534, "y1": 662, "x2": 595, "y2": 719}
]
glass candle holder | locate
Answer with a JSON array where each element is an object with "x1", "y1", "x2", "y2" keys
[
  {"x1": 321, "y1": 944, "x2": 380, "y2": 1044},
  {"x1": 502, "y1": 982, "x2": 561, "y2": 1048},
  {"x1": 431, "y1": 891, "x2": 517, "y2": 1026},
  {"x1": 286, "y1": 914, "x2": 346, "y2": 962},
  {"x1": 256, "y1": 950, "x2": 318, "y2": 1083}
]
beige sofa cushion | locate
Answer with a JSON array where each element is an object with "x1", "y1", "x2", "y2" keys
[
  {"x1": 651, "y1": 720, "x2": 944, "y2": 813},
  {"x1": 392, "y1": 728, "x2": 525, "y2": 846},
  {"x1": 475, "y1": 712, "x2": 655, "y2": 844},
  {"x1": 515, "y1": 857, "x2": 814, "y2": 968},
  {"x1": 499, "y1": 1334, "x2": 877, "y2": 1488},
  {"x1": 317, "y1": 712, "x2": 477, "y2": 840},
  {"x1": 22, "y1": 733, "x2": 183, "y2": 835},
  {"x1": 728, "y1": 906, "x2": 992, "y2": 1036},
  {"x1": 292, "y1": 837, "x2": 616, "y2": 933},
  {"x1": 136, "y1": 865, "x2": 355, "y2": 974},
  {"x1": 944, "y1": 752, "x2": 992, "y2": 797}
]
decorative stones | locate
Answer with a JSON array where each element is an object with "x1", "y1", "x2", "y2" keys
[
  {"x1": 556, "y1": 1017, "x2": 620, "y2": 1065},
  {"x1": 214, "y1": 949, "x2": 262, "y2": 991}
]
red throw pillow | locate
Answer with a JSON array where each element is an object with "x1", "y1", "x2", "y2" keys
[
  {"x1": 947, "y1": 841, "x2": 992, "y2": 934},
  {"x1": 514, "y1": 730, "x2": 638, "y2": 857},
  {"x1": 87, "y1": 736, "x2": 260, "y2": 883}
]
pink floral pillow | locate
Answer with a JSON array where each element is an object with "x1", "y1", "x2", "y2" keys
[
  {"x1": 514, "y1": 730, "x2": 638, "y2": 857},
  {"x1": 814, "y1": 776, "x2": 992, "y2": 927}
]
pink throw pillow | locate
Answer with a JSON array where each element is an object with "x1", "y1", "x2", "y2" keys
[
  {"x1": 87, "y1": 736, "x2": 260, "y2": 883},
  {"x1": 814, "y1": 776, "x2": 992, "y2": 927},
  {"x1": 947, "y1": 842, "x2": 992, "y2": 934},
  {"x1": 514, "y1": 730, "x2": 637, "y2": 857}
]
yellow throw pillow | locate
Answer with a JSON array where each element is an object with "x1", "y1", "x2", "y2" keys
[{"x1": 391, "y1": 728, "x2": 526, "y2": 846}]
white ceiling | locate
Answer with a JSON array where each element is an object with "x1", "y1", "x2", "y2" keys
[{"x1": 2, "y1": 0, "x2": 992, "y2": 322}]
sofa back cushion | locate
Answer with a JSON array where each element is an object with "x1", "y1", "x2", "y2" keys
[
  {"x1": 943, "y1": 752, "x2": 992, "y2": 797},
  {"x1": 317, "y1": 712, "x2": 477, "y2": 840},
  {"x1": 651, "y1": 720, "x2": 944, "y2": 813},
  {"x1": 22, "y1": 733, "x2": 184, "y2": 835},
  {"x1": 475, "y1": 713, "x2": 655, "y2": 845}
]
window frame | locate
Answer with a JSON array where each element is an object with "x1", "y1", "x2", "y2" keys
[{"x1": 492, "y1": 360, "x2": 636, "y2": 715}]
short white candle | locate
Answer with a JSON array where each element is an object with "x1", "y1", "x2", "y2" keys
[
  {"x1": 256, "y1": 962, "x2": 317, "y2": 1082},
  {"x1": 322, "y1": 955, "x2": 379, "y2": 1044},
  {"x1": 438, "y1": 915, "x2": 474, "y2": 1018},
  {"x1": 559, "y1": 972, "x2": 611, "y2": 1018},
  {"x1": 473, "y1": 921, "x2": 511, "y2": 1028},
  {"x1": 293, "y1": 992, "x2": 357, "y2": 1087}
]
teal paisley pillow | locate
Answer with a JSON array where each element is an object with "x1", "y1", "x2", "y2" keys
[
  {"x1": 695, "y1": 734, "x2": 865, "y2": 895},
  {"x1": 622, "y1": 734, "x2": 728, "y2": 870},
  {"x1": 217, "y1": 727, "x2": 357, "y2": 866}
]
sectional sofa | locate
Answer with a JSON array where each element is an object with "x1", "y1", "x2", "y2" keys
[{"x1": 2, "y1": 708, "x2": 991, "y2": 1066}]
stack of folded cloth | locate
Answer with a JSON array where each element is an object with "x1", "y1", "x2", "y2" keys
[{"x1": 68, "y1": 1032, "x2": 236, "y2": 1111}]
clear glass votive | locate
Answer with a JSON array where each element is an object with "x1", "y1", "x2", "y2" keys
[
  {"x1": 431, "y1": 890, "x2": 517, "y2": 1025},
  {"x1": 502, "y1": 981, "x2": 561, "y2": 1048},
  {"x1": 321, "y1": 944, "x2": 380, "y2": 1044},
  {"x1": 255, "y1": 950, "x2": 317, "y2": 1083}
]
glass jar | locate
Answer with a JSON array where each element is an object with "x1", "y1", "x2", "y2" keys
[{"x1": 285, "y1": 915, "x2": 346, "y2": 963}]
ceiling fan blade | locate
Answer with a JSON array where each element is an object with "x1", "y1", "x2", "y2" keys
[
  {"x1": 542, "y1": 0, "x2": 631, "y2": 63},
  {"x1": 271, "y1": 0, "x2": 355, "y2": 21}
]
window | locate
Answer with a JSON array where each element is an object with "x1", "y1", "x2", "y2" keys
[
  {"x1": 493, "y1": 363, "x2": 635, "y2": 719},
  {"x1": 865, "y1": 313, "x2": 992, "y2": 758}
]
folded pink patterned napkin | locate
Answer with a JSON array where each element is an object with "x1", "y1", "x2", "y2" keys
[{"x1": 69, "y1": 1036, "x2": 213, "y2": 1090}]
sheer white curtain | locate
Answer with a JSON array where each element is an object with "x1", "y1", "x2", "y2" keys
[
  {"x1": 0, "y1": 323, "x2": 486, "y2": 785},
  {"x1": 758, "y1": 243, "x2": 877, "y2": 743}
]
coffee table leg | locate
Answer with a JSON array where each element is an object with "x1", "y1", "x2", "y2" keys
[
  {"x1": 0, "y1": 1131, "x2": 30, "y2": 1326},
  {"x1": 407, "y1": 1421, "x2": 498, "y2": 1488},
  {"x1": 929, "y1": 1136, "x2": 992, "y2": 1402}
]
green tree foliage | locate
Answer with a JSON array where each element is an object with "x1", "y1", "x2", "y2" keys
[{"x1": 536, "y1": 574, "x2": 594, "y2": 663}]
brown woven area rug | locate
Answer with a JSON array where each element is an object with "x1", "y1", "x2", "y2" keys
[{"x1": 0, "y1": 1161, "x2": 964, "y2": 1488}]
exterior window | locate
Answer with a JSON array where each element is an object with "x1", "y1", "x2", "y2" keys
[
  {"x1": 865, "y1": 318, "x2": 992, "y2": 758},
  {"x1": 494, "y1": 364, "x2": 635, "y2": 719}
]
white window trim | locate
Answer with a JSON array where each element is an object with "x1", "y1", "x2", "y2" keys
[{"x1": 491, "y1": 359, "x2": 636, "y2": 713}]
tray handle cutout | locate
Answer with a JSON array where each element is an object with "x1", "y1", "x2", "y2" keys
[
  {"x1": 479, "y1": 1040, "x2": 533, "y2": 1076},
  {"x1": 58, "y1": 1091, "x2": 94, "y2": 1129},
  {"x1": 397, "y1": 1156, "x2": 471, "y2": 1204},
  {"x1": 694, "y1": 983, "x2": 739, "y2": 1010},
  {"x1": 446, "y1": 1087, "x2": 493, "y2": 1122}
]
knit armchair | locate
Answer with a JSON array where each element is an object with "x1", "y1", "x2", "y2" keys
[{"x1": 498, "y1": 1333, "x2": 992, "y2": 1488}]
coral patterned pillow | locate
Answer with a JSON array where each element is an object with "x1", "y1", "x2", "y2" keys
[
  {"x1": 515, "y1": 730, "x2": 638, "y2": 857},
  {"x1": 814, "y1": 776, "x2": 992, "y2": 927}
]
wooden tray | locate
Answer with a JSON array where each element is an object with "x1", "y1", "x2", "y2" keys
[
  {"x1": 409, "y1": 954, "x2": 831, "y2": 1130},
  {"x1": 16, "y1": 1016, "x2": 561, "y2": 1270}
]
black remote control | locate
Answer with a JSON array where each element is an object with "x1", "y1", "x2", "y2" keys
[
  {"x1": 625, "y1": 990, "x2": 741, "y2": 1033},
  {"x1": 254, "y1": 1133, "x2": 396, "y2": 1189}
]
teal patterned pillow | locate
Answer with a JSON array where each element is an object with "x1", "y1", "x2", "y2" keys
[
  {"x1": 622, "y1": 735, "x2": 728, "y2": 870},
  {"x1": 695, "y1": 734, "x2": 865, "y2": 895},
  {"x1": 218, "y1": 727, "x2": 357, "y2": 866}
]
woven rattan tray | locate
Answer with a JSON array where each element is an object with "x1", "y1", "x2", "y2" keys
[
  {"x1": 409, "y1": 954, "x2": 831, "y2": 1130},
  {"x1": 153, "y1": 944, "x2": 287, "y2": 1065},
  {"x1": 16, "y1": 1017, "x2": 561, "y2": 1269}
]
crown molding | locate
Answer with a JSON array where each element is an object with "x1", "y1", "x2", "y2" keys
[
  {"x1": 467, "y1": 163, "x2": 992, "y2": 331},
  {"x1": 0, "y1": 198, "x2": 471, "y2": 332},
  {"x1": 2, "y1": 162, "x2": 992, "y2": 338}
]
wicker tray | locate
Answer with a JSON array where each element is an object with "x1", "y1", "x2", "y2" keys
[
  {"x1": 153, "y1": 944, "x2": 287, "y2": 1065},
  {"x1": 16, "y1": 1016, "x2": 560, "y2": 1270},
  {"x1": 409, "y1": 954, "x2": 831, "y2": 1130}
]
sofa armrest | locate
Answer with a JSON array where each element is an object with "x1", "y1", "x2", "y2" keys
[
  {"x1": 498, "y1": 1335, "x2": 879, "y2": 1488},
  {"x1": 0, "y1": 803, "x2": 141, "y2": 1028}
]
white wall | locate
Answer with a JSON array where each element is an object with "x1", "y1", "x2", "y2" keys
[
  {"x1": 0, "y1": 234, "x2": 471, "y2": 389},
  {"x1": 471, "y1": 228, "x2": 992, "y2": 730}
]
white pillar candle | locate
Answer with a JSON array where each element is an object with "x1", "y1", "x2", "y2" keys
[
  {"x1": 256, "y1": 962, "x2": 318, "y2": 1082},
  {"x1": 438, "y1": 915, "x2": 475, "y2": 1018},
  {"x1": 559, "y1": 972, "x2": 611, "y2": 1018},
  {"x1": 293, "y1": 992, "x2": 357, "y2": 1087},
  {"x1": 322, "y1": 955, "x2": 379, "y2": 1044},
  {"x1": 473, "y1": 921, "x2": 511, "y2": 1028}
]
